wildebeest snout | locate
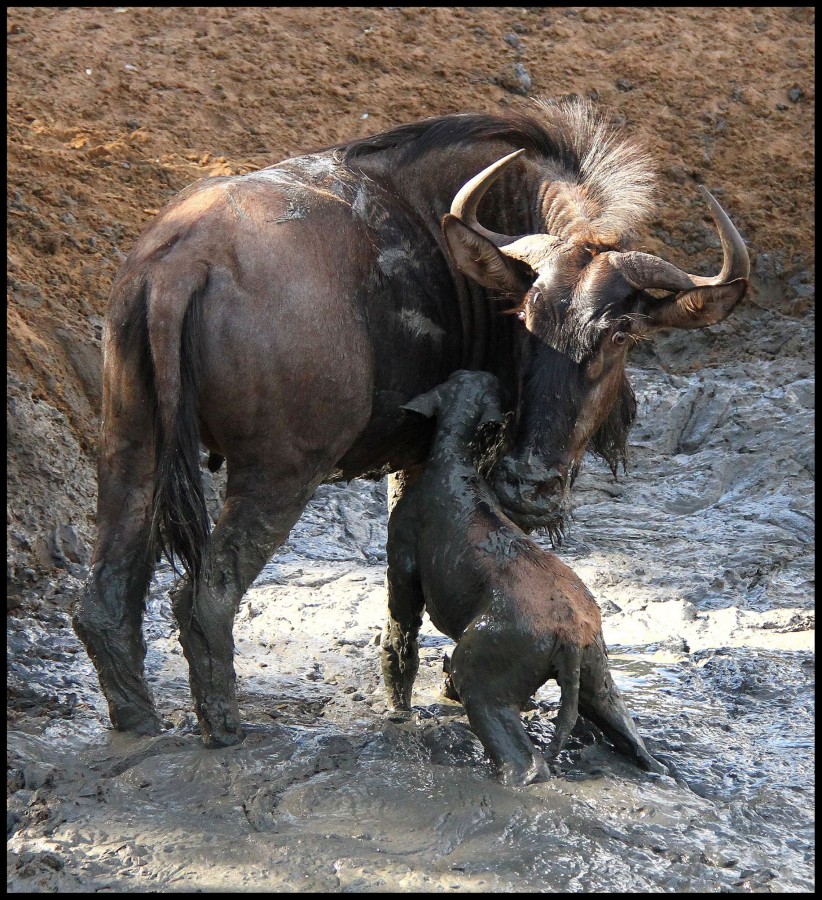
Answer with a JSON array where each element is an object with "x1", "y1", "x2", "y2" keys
[{"x1": 530, "y1": 463, "x2": 569, "y2": 498}]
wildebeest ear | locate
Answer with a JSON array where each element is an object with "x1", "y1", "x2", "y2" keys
[
  {"x1": 401, "y1": 385, "x2": 443, "y2": 419},
  {"x1": 644, "y1": 278, "x2": 747, "y2": 330},
  {"x1": 441, "y1": 214, "x2": 530, "y2": 294}
]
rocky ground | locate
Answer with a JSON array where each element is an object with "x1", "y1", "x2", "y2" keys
[{"x1": 7, "y1": 6, "x2": 815, "y2": 893}]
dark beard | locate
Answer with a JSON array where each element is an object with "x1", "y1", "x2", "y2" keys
[{"x1": 588, "y1": 375, "x2": 636, "y2": 477}]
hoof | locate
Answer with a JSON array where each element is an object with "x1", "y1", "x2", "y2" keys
[
  {"x1": 387, "y1": 698, "x2": 412, "y2": 714},
  {"x1": 641, "y1": 754, "x2": 670, "y2": 777},
  {"x1": 499, "y1": 756, "x2": 551, "y2": 786},
  {"x1": 202, "y1": 727, "x2": 245, "y2": 749},
  {"x1": 111, "y1": 705, "x2": 163, "y2": 737},
  {"x1": 130, "y1": 718, "x2": 163, "y2": 737}
]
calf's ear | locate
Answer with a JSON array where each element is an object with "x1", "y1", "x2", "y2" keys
[
  {"x1": 441, "y1": 214, "x2": 530, "y2": 294},
  {"x1": 645, "y1": 278, "x2": 747, "y2": 330},
  {"x1": 401, "y1": 385, "x2": 443, "y2": 419}
]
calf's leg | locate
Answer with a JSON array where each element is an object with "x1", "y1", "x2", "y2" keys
[
  {"x1": 383, "y1": 468, "x2": 428, "y2": 708},
  {"x1": 460, "y1": 696, "x2": 550, "y2": 785},
  {"x1": 578, "y1": 637, "x2": 668, "y2": 775},
  {"x1": 546, "y1": 645, "x2": 581, "y2": 761},
  {"x1": 450, "y1": 627, "x2": 550, "y2": 785}
]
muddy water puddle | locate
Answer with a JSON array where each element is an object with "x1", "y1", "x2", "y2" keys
[{"x1": 7, "y1": 362, "x2": 815, "y2": 891}]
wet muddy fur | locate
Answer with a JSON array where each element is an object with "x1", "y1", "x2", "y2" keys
[{"x1": 382, "y1": 371, "x2": 667, "y2": 784}]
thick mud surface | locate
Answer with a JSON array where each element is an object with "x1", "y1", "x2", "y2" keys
[
  {"x1": 6, "y1": 6, "x2": 814, "y2": 894},
  {"x1": 8, "y1": 350, "x2": 814, "y2": 891}
]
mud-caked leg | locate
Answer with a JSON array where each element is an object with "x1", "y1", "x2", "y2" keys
[
  {"x1": 172, "y1": 483, "x2": 307, "y2": 748},
  {"x1": 546, "y1": 646, "x2": 581, "y2": 761},
  {"x1": 578, "y1": 636, "x2": 668, "y2": 775},
  {"x1": 380, "y1": 566, "x2": 425, "y2": 711},
  {"x1": 450, "y1": 631, "x2": 550, "y2": 785},
  {"x1": 75, "y1": 546, "x2": 160, "y2": 735},
  {"x1": 385, "y1": 468, "x2": 441, "y2": 707},
  {"x1": 458, "y1": 692, "x2": 550, "y2": 786},
  {"x1": 73, "y1": 434, "x2": 161, "y2": 735}
]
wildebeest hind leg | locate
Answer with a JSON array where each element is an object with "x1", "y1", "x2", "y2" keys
[
  {"x1": 547, "y1": 646, "x2": 581, "y2": 761},
  {"x1": 172, "y1": 476, "x2": 312, "y2": 748},
  {"x1": 459, "y1": 692, "x2": 550, "y2": 785},
  {"x1": 578, "y1": 642, "x2": 668, "y2": 776},
  {"x1": 73, "y1": 395, "x2": 161, "y2": 735},
  {"x1": 75, "y1": 532, "x2": 160, "y2": 734}
]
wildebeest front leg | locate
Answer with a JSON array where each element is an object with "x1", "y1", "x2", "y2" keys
[
  {"x1": 578, "y1": 638, "x2": 668, "y2": 775},
  {"x1": 172, "y1": 488, "x2": 306, "y2": 748},
  {"x1": 380, "y1": 567, "x2": 424, "y2": 710}
]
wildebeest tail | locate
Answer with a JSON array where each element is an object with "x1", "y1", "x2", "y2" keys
[{"x1": 142, "y1": 268, "x2": 212, "y2": 583}]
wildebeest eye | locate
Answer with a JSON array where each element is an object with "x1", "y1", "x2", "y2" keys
[
  {"x1": 611, "y1": 330, "x2": 628, "y2": 346},
  {"x1": 517, "y1": 288, "x2": 542, "y2": 322}
]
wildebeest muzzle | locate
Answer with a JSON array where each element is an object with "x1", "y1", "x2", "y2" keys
[{"x1": 491, "y1": 454, "x2": 571, "y2": 537}]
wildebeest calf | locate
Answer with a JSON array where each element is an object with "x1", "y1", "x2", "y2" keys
[{"x1": 382, "y1": 370, "x2": 668, "y2": 785}]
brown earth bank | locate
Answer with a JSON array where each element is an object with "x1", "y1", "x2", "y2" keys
[
  {"x1": 5, "y1": 8, "x2": 816, "y2": 893},
  {"x1": 5, "y1": 5, "x2": 815, "y2": 590}
]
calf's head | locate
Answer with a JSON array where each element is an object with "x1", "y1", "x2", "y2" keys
[
  {"x1": 443, "y1": 149, "x2": 749, "y2": 538},
  {"x1": 402, "y1": 370, "x2": 508, "y2": 473}
]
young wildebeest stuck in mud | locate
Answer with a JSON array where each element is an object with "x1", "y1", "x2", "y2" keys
[
  {"x1": 382, "y1": 370, "x2": 667, "y2": 785},
  {"x1": 74, "y1": 98, "x2": 748, "y2": 747}
]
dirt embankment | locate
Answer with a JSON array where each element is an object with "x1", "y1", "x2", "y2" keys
[
  {"x1": 5, "y1": 6, "x2": 815, "y2": 590},
  {"x1": 6, "y1": 9, "x2": 815, "y2": 893}
]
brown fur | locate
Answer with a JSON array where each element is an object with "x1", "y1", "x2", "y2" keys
[
  {"x1": 506, "y1": 552, "x2": 602, "y2": 648},
  {"x1": 467, "y1": 507, "x2": 601, "y2": 648},
  {"x1": 74, "y1": 101, "x2": 744, "y2": 747}
]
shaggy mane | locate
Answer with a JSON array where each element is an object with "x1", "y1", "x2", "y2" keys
[
  {"x1": 532, "y1": 97, "x2": 657, "y2": 245},
  {"x1": 326, "y1": 95, "x2": 656, "y2": 247}
]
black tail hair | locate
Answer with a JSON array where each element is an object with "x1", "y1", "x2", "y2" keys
[{"x1": 147, "y1": 283, "x2": 211, "y2": 583}]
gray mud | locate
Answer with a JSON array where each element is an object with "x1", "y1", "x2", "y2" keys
[{"x1": 7, "y1": 335, "x2": 815, "y2": 892}]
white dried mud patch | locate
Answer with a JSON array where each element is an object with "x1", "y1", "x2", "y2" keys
[{"x1": 7, "y1": 331, "x2": 814, "y2": 892}]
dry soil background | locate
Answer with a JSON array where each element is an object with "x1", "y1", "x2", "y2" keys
[{"x1": 6, "y1": 6, "x2": 816, "y2": 894}]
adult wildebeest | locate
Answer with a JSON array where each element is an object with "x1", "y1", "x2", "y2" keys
[
  {"x1": 383, "y1": 370, "x2": 667, "y2": 785},
  {"x1": 73, "y1": 98, "x2": 749, "y2": 747}
]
